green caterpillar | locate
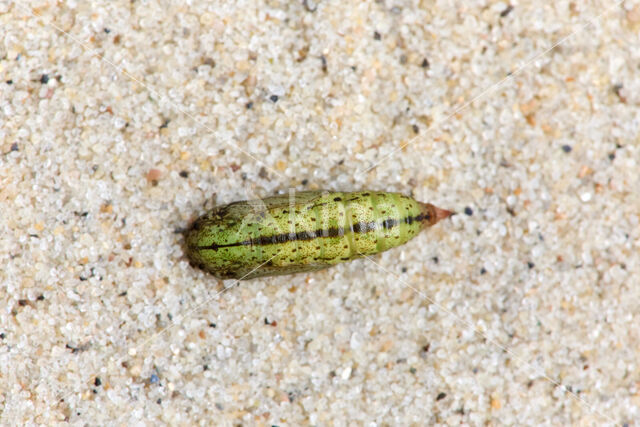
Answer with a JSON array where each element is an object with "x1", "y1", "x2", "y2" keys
[{"x1": 185, "y1": 191, "x2": 453, "y2": 280}]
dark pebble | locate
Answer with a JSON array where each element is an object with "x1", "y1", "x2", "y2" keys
[{"x1": 500, "y1": 5, "x2": 513, "y2": 17}]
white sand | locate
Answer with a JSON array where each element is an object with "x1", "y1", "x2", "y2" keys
[{"x1": 1, "y1": 0, "x2": 639, "y2": 424}]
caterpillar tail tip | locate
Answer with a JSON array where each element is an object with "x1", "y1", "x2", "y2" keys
[{"x1": 434, "y1": 206, "x2": 455, "y2": 222}]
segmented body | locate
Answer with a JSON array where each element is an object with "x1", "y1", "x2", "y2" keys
[{"x1": 185, "y1": 191, "x2": 452, "y2": 280}]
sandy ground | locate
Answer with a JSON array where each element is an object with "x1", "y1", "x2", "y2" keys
[{"x1": 1, "y1": 0, "x2": 640, "y2": 425}]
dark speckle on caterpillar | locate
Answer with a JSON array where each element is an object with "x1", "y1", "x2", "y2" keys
[{"x1": 185, "y1": 190, "x2": 453, "y2": 280}]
